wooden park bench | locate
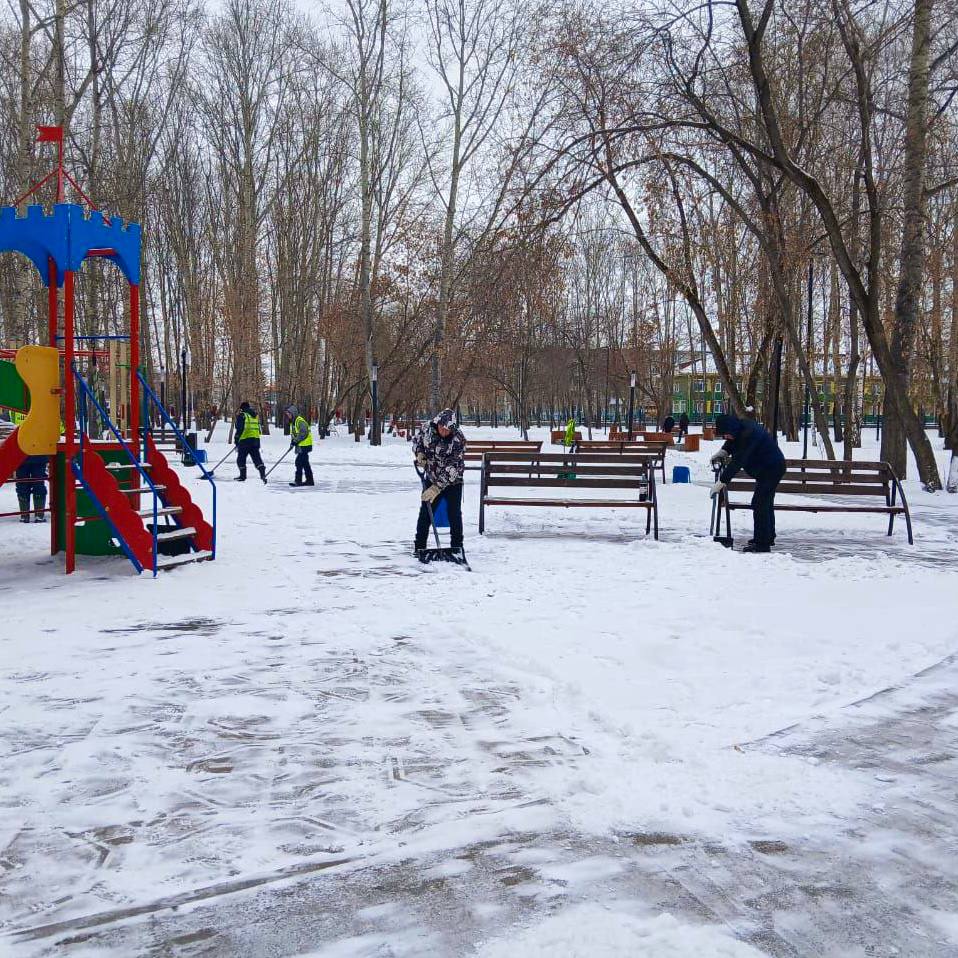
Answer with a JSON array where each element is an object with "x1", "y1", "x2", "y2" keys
[
  {"x1": 479, "y1": 451, "x2": 660, "y2": 538},
  {"x1": 575, "y1": 439, "x2": 670, "y2": 484},
  {"x1": 388, "y1": 419, "x2": 421, "y2": 438},
  {"x1": 714, "y1": 459, "x2": 913, "y2": 544},
  {"x1": 551, "y1": 429, "x2": 583, "y2": 445},
  {"x1": 463, "y1": 438, "x2": 543, "y2": 470}
]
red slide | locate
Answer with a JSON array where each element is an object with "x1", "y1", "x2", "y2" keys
[
  {"x1": 0, "y1": 428, "x2": 27, "y2": 488},
  {"x1": 78, "y1": 436, "x2": 154, "y2": 570},
  {"x1": 145, "y1": 435, "x2": 214, "y2": 552}
]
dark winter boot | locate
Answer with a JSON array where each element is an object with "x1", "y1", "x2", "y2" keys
[
  {"x1": 236, "y1": 467, "x2": 247, "y2": 482},
  {"x1": 304, "y1": 478, "x2": 315, "y2": 486},
  {"x1": 258, "y1": 465, "x2": 267, "y2": 484},
  {"x1": 18, "y1": 496, "x2": 30, "y2": 523},
  {"x1": 742, "y1": 542, "x2": 771, "y2": 554},
  {"x1": 415, "y1": 549, "x2": 429, "y2": 564},
  {"x1": 289, "y1": 480, "x2": 303, "y2": 487},
  {"x1": 34, "y1": 498, "x2": 47, "y2": 522}
]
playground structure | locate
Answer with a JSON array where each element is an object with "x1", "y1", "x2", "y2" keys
[{"x1": 0, "y1": 127, "x2": 215, "y2": 575}]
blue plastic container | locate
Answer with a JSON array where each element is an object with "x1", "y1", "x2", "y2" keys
[
  {"x1": 194, "y1": 449, "x2": 207, "y2": 464},
  {"x1": 672, "y1": 465, "x2": 691, "y2": 484}
]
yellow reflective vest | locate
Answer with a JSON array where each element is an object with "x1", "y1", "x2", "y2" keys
[
  {"x1": 239, "y1": 412, "x2": 261, "y2": 441},
  {"x1": 291, "y1": 415, "x2": 313, "y2": 449}
]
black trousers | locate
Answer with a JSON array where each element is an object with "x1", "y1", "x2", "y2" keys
[
  {"x1": 416, "y1": 482, "x2": 463, "y2": 549},
  {"x1": 16, "y1": 457, "x2": 48, "y2": 506},
  {"x1": 294, "y1": 447, "x2": 314, "y2": 484},
  {"x1": 751, "y1": 465, "x2": 785, "y2": 546},
  {"x1": 236, "y1": 439, "x2": 264, "y2": 476}
]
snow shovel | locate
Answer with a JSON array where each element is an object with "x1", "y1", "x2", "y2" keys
[
  {"x1": 208, "y1": 445, "x2": 237, "y2": 476},
  {"x1": 710, "y1": 464, "x2": 734, "y2": 548},
  {"x1": 263, "y1": 444, "x2": 296, "y2": 482},
  {"x1": 414, "y1": 465, "x2": 470, "y2": 568}
]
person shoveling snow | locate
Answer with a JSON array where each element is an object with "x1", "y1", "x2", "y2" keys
[
  {"x1": 710, "y1": 413, "x2": 786, "y2": 553},
  {"x1": 413, "y1": 408, "x2": 467, "y2": 565}
]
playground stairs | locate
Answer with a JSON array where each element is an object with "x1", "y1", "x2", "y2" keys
[{"x1": 73, "y1": 435, "x2": 213, "y2": 574}]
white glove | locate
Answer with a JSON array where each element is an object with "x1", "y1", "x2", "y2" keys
[
  {"x1": 710, "y1": 480, "x2": 727, "y2": 498},
  {"x1": 710, "y1": 450, "x2": 730, "y2": 468},
  {"x1": 421, "y1": 484, "x2": 441, "y2": 504}
]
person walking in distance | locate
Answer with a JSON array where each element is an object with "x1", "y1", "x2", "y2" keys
[
  {"x1": 678, "y1": 411, "x2": 690, "y2": 441},
  {"x1": 285, "y1": 405, "x2": 314, "y2": 486},
  {"x1": 710, "y1": 413, "x2": 786, "y2": 553},
  {"x1": 413, "y1": 408, "x2": 465, "y2": 561},
  {"x1": 234, "y1": 401, "x2": 266, "y2": 483}
]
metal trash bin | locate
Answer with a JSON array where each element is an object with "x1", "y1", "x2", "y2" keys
[{"x1": 182, "y1": 431, "x2": 198, "y2": 466}]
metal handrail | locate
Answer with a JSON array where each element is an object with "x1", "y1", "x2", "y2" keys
[
  {"x1": 72, "y1": 364, "x2": 160, "y2": 574},
  {"x1": 136, "y1": 370, "x2": 217, "y2": 558}
]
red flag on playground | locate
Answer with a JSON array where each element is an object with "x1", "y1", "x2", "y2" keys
[{"x1": 36, "y1": 126, "x2": 62, "y2": 143}]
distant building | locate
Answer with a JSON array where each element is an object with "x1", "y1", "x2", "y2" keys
[{"x1": 670, "y1": 357, "x2": 933, "y2": 425}]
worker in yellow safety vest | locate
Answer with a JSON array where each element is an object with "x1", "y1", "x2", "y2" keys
[
  {"x1": 234, "y1": 401, "x2": 266, "y2": 483},
  {"x1": 285, "y1": 405, "x2": 314, "y2": 486}
]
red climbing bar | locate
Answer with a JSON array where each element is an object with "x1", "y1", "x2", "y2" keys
[
  {"x1": 130, "y1": 283, "x2": 140, "y2": 449},
  {"x1": 64, "y1": 270, "x2": 76, "y2": 574}
]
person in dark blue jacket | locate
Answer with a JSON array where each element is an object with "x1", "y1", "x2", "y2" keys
[{"x1": 710, "y1": 413, "x2": 786, "y2": 552}]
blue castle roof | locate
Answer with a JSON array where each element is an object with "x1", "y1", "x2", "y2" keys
[{"x1": 0, "y1": 202, "x2": 141, "y2": 286}]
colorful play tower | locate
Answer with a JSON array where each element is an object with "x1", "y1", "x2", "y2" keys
[{"x1": 0, "y1": 127, "x2": 216, "y2": 575}]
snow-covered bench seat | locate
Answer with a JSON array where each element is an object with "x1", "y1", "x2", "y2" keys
[
  {"x1": 479, "y1": 451, "x2": 659, "y2": 539},
  {"x1": 714, "y1": 459, "x2": 913, "y2": 544}
]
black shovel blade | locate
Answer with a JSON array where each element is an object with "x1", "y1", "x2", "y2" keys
[
  {"x1": 713, "y1": 536, "x2": 735, "y2": 549},
  {"x1": 421, "y1": 548, "x2": 470, "y2": 568}
]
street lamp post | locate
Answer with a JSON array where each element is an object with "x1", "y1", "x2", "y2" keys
[
  {"x1": 370, "y1": 363, "x2": 379, "y2": 446},
  {"x1": 627, "y1": 370, "x2": 636, "y2": 438},
  {"x1": 803, "y1": 261, "x2": 812, "y2": 458},
  {"x1": 180, "y1": 346, "x2": 188, "y2": 433},
  {"x1": 159, "y1": 367, "x2": 167, "y2": 441}
]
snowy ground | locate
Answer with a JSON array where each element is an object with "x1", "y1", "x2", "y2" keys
[{"x1": 1, "y1": 425, "x2": 957, "y2": 957}]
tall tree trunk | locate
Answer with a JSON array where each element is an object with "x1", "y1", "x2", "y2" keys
[
  {"x1": 882, "y1": 0, "x2": 935, "y2": 483},
  {"x1": 945, "y1": 209, "x2": 958, "y2": 489}
]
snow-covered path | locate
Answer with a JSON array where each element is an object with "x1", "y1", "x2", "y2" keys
[{"x1": 2, "y1": 428, "x2": 957, "y2": 956}]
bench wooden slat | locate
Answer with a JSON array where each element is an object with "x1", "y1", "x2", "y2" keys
[
  {"x1": 487, "y1": 478, "x2": 650, "y2": 489},
  {"x1": 466, "y1": 442, "x2": 541, "y2": 448},
  {"x1": 463, "y1": 440, "x2": 543, "y2": 468},
  {"x1": 782, "y1": 458, "x2": 893, "y2": 470},
  {"x1": 732, "y1": 469, "x2": 891, "y2": 485},
  {"x1": 729, "y1": 482, "x2": 892, "y2": 497},
  {"x1": 483, "y1": 452, "x2": 658, "y2": 462},
  {"x1": 726, "y1": 503, "x2": 905, "y2": 514},
  {"x1": 487, "y1": 464, "x2": 656, "y2": 476},
  {"x1": 485, "y1": 499, "x2": 653, "y2": 508}
]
